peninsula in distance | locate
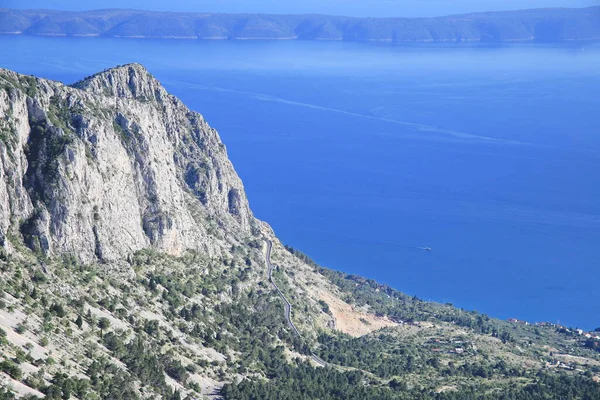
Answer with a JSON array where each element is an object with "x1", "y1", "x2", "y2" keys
[{"x1": 0, "y1": 6, "x2": 599, "y2": 43}]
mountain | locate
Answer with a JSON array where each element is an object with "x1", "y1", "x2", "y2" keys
[
  {"x1": 0, "y1": 64, "x2": 253, "y2": 263},
  {"x1": 0, "y1": 7, "x2": 599, "y2": 43},
  {"x1": 0, "y1": 65, "x2": 599, "y2": 399}
]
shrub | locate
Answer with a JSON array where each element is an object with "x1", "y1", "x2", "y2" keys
[
  {"x1": 49, "y1": 303, "x2": 66, "y2": 318},
  {"x1": 1, "y1": 360, "x2": 23, "y2": 380}
]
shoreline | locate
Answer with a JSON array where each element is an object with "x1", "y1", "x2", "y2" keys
[{"x1": 1, "y1": 32, "x2": 599, "y2": 44}]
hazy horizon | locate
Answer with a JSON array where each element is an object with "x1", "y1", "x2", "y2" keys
[{"x1": 4, "y1": 0, "x2": 599, "y2": 18}]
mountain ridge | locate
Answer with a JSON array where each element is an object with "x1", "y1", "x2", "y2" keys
[
  {"x1": 0, "y1": 63, "x2": 253, "y2": 263},
  {"x1": 0, "y1": 7, "x2": 599, "y2": 43}
]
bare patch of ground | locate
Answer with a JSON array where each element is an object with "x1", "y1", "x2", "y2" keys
[
  {"x1": 1, "y1": 325, "x2": 48, "y2": 360},
  {"x1": 435, "y1": 385, "x2": 458, "y2": 393},
  {"x1": 311, "y1": 286, "x2": 397, "y2": 337},
  {"x1": 85, "y1": 304, "x2": 130, "y2": 331},
  {"x1": 554, "y1": 353, "x2": 600, "y2": 367},
  {"x1": 0, "y1": 373, "x2": 45, "y2": 398},
  {"x1": 189, "y1": 374, "x2": 223, "y2": 399}
]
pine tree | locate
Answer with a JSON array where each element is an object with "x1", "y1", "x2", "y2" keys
[{"x1": 75, "y1": 315, "x2": 83, "y2": 329}]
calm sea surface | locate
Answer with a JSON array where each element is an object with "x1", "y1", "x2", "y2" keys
[{"x1": 1, "y1": 36, "x2": 599, "y2": 329}]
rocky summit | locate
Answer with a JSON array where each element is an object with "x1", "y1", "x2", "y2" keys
[
  {"x1": 0, "y1": 66, "x2": 599, "y2": 399},
  {"x1": 0, "y1": 64, "x2": 252, "y2": 263}
]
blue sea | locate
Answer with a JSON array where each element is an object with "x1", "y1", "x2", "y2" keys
[{"x1": 1, "y1": 36, "x2": 598, "y2": 330}]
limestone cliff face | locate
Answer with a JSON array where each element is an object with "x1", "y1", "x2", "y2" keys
[{"x1": 0, "y1": 64, "x2": 254, "y2": 262}]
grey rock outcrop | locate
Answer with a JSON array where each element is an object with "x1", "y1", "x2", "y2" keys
[{"x1": 0, "y1": 64, "x2": 254, "y2": 262}]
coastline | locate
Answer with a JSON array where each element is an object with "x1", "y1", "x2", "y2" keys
[{"x1": 2, "y1": 31, "x2": 599, "y2": 43}]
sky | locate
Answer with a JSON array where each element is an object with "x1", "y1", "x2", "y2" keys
[{"x1": 3, "y1": 0, "x2": 599, "y2": 17}]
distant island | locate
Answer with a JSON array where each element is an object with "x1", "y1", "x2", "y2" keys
[{"x1": 0, "y1": 6, "x2": 598, "y2": 43}]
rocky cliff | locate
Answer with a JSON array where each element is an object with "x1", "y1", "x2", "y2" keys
[{"x1": 0, "y1": 64, "x2": 254, "y2": 262}]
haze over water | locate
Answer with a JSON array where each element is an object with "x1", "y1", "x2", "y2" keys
[{"x1": 1, "y1": 36, "x2": 598, "y2": 330}]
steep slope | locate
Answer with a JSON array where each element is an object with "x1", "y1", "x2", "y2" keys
[
  {"x1": 0, "y1": 66, "x2": 599, "y2": 399},
  {"x1": 0, "y1": 64, "x2": 253, "y2": 263},
  {"x1": 0, "y1": 65, "x2": 363, "y2": 398},
  {"x1": 0, "y1": 7, "x2": 599, "y2": 43}
]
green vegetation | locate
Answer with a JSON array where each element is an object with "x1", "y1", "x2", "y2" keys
[
  {"x1": 0, "y1": 359, "x2": 23, "y2": 380},
  {"x1": 0, "y1": 241, "x2": 306, "y2": 398},
  {"x1": 2, "y1": 239, "x2": 593, "y2": 398},
  {"x1": 222, "y1": 362, "x2": 600, "y2": 399},
  {"x1": 113, "y1": 120, "x2": 129, "y2": 143},
  {"x1": 20, "y1": 76, "x2": 37, "y2": 98}
]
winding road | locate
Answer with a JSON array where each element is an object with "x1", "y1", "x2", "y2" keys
[{"x1": 265, "y1": 239, "x2": 328, "y2": 367}]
